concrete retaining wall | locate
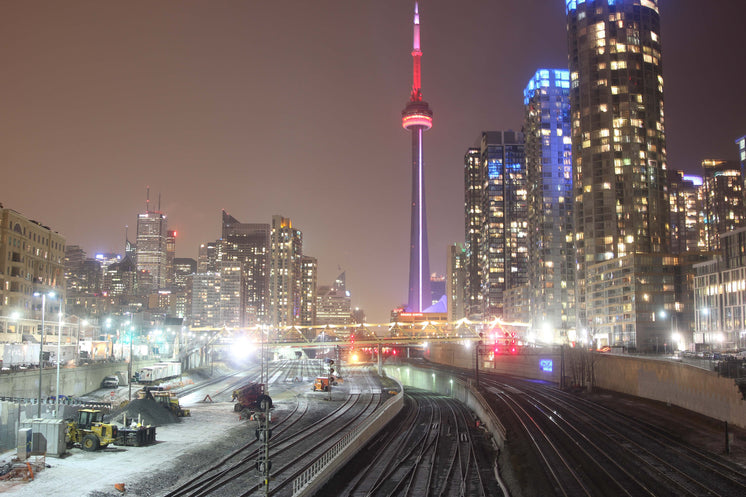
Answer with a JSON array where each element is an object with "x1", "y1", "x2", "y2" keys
[
  {"x1": 428, "y1": 343, "x2": 746, "y2": 429},
  {"x1": 594, "y1": 354, "x2": 746, "y2": 428},
  {"x1": 0, "y1": 360, "x2": 157, "y2": 400}
]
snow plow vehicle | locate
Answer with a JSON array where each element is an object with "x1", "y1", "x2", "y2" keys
[{"x1": 232, "y1": 382, "x2": 272, "y2": 417}]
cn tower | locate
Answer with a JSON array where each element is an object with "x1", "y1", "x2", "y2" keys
[{"x1": 402, "y1": 1, "x2": 432, "y2": 312}]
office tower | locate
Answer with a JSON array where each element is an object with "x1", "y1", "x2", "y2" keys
[
  {"x1": 567, "y1": 0, "x2": 670, "y2": 347},
  {"x1": 668, "y1": 170, "x2": 704, "y2": 254},
  {"x1": 471, "y1": 131, "x2": 526, "y2": 320},
  {"x1": 701, "y1": 160, "x2": 745, "y2": 251},
  {"x1": 172, "y1": 257, "x2": 196, "y2": 320},
  {"x1": 464, "y1": 147, "x2": 483, "y2": 319},
  {"x1": 738, "y1": 136, "x2": 746, "y2": 173},
  {"x1": 401, "y1": 2, "x2": 433, "y2": 312},
  {"x1": 316, "y1": 272, "x2": 352, "y2": 327},
  {"x1": 165, "y1": 230, "x2": 176, "y2": 289},
  {"x1": 446, "y1": 244, "x2": 467, "y2": 323},
  {"x1": 136, "y1": 197, "x2": 168, "y2": 291},
  {"x1": 524, "y1": 69, "x2": 574, "y2": 339},
  {"x1": 269, "y1": 215, "x2": 303, "y2": 327},
  {"x1": 221, "y1": 211, "x2": 270, "y2": 326},
  {"x1": 104, "y1": 254, "x2": 136, "y2": 298},
  {"x1": 191, "y1": 273, "x2": 221, "y2": 328},
  {"x1": 197, "y1": 241, "x2": 219, "y2": 274},
  {"x1": 218, "y1": 261, "x2": 242, "y2": 328},
  {"x1": 300, "y1": 256, "x2": 318, "y2": 328},
  {"x1": 0, "y1": 205, "x2": 65, "y2": 318}
]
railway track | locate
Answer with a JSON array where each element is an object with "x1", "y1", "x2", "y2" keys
[
  {"x1": 479, "y1": 373, "x2": 746, "y2": 497},
  {"x1": 164, "y1": 364, "x2": 386, "y2": 497},
  {"x1": 322, "y1": 388, "x2": 500, "y2": 497}
]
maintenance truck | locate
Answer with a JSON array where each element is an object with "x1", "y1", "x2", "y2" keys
[
  {"x1": 313, "y1": 376, "x2": 331, "y2": 392},
  {"x1": 232, "y1": 382, "x2": 272, "y2": 417}
]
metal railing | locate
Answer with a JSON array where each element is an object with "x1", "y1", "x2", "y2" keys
[{"x1": 292, "y1": 388, "x2": 403, "y2": 496}]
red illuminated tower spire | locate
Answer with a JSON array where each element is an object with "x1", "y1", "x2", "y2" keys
[{"x1": 402, "y1": 1, "x2": 432, "y2": 312}]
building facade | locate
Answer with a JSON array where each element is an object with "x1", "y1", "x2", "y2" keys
[
  {"x1": 524, "y1": 68, "x2": 575, "y2": 340},
  {"x1": 0, "y1": 206, "x2": 66, "y2": 320},
  {"x1": 694, "y1": 227, "x2": 746, "y2": 351}
]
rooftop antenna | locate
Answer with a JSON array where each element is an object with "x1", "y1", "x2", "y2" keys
[
  {"x1": 158, "y1": 192, "x2": 161, "y2": 212},
  {"x1": 146, "y1": 186, "x2": 150, "y2": 212}
]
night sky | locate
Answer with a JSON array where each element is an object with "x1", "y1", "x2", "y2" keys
[{"x1": 2, "y1": 1, "x2": 745, "y2": 322}]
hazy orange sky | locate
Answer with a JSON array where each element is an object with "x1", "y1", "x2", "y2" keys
[{"x1": 2, "y1": 1, "x2": 745, "y2": 322}]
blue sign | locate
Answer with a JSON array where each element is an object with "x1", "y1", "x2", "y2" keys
[{"x1": 539, "y1": 359, "x2": 553, "y2": 372}]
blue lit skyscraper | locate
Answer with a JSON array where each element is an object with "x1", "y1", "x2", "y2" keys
[{"x1": 524, "y1": 69, "x2": 574, "y2": 340}]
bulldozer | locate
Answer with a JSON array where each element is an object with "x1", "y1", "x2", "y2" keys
[
  {"x1": 66, "y1": 409, "x2": 119, "y2": 451},
  {"x1": 139, "y1": 386, "x2": 191, "y2": 417},
  {"x1": 232, "y1": 382, "x2": 272, "y2": 417}
]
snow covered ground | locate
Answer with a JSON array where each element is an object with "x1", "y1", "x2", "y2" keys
[{"x1": 0, "y1": 368, "x2": 308, "y2": 496}]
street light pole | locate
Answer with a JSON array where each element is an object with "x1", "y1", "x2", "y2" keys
[
  {"x1": 55, "y1": 304, "x2": 63, "y2": 416},
  {"x1": 36, "y1": 293, "x2": 46, "y2": 418},
  {"x1": 128, "y1": 313, "x2": 134, "y2": 401}
]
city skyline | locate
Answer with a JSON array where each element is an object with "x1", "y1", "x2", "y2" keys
[{"x1": 2, "y1": 1, "x2": 745, "y2": 322}]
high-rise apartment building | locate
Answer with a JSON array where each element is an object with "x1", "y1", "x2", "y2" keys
[
  {"x1": 567, "y1": 0, "x2": 670, "y2": 348},
  {"x1": 668, "y1": 170, "x2": 704, "y2": 254},
  {"x1": 474, "y1": 131, "x2": 527, "y2": 320},
  {"x1": 136, "y1": 206, "x2": 168, "y2": 291},
  {"x1": 464, "y1": 146, "x2": 483, "y2": 320},
  {"x1": 446, "y1": 244, "x2": 467, "y2": 323},
  {"x1": 221, "y1": 211, "x2": 270, "y2": 326},
  {"x1": 701, "y1": 160, "x2": 745, "y2": 251},
  {"x1": 316, "y1": 272, "x2": 351, "y2": 327},
  {"x1": 269, "y1": 215, "x2": 302, "y2": 328},
  {"x1": 524, "y1": 69, "x2": 574, "y2": 339}
]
